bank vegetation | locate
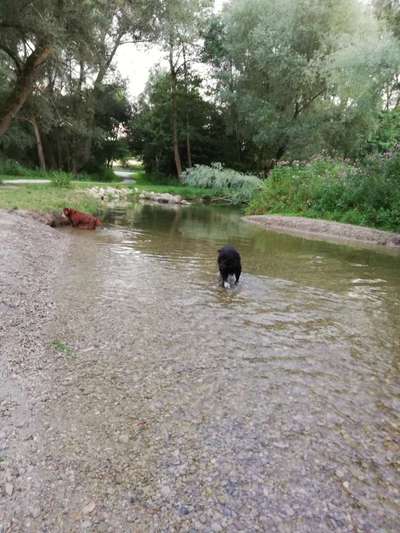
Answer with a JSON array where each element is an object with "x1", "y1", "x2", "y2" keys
[{"x1": 1, "y1": 1, "x2": 400, "y2": 229}]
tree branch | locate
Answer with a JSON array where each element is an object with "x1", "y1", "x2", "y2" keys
[{"x1": 0, "y1": 43, "x2": 22, "y2": 72}]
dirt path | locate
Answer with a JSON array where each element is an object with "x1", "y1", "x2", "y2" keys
[
  {"x1": 244, "y1": 214, "x2": 400, "y2": 250},
  {"x1": 2, "y1": 179, "x2": 51, "y2": 185}
]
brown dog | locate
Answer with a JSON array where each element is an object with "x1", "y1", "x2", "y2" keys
[{"x1": 63, "y1": 208, "x2": 101, "y2": 230}]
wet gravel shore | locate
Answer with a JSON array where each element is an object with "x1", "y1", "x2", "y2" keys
[
  {"x1": 244, "y1": 215, "x2": 400, "y2": 249},
  {"x1": 0, "y1": 210, "x2": 71, "y2": 530}
]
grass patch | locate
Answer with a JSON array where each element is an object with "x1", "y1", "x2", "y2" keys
[
  {"x1": 0, "y1": 173, "x2": 48, "y2": 180},
  {"x1": 51, "y1": 340, "x2": 74, "y2": 357},
  {"x1": 0, "y1": 183, "x2": 103, "y2": 214},
  {"x1": 131, "y1": 170, "x2": 224, "y2": 201},
  {"x1": 0, "y1": 161, "x2": 121, "y2": 183}
]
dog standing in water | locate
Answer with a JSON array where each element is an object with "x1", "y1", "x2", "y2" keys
[
  {"x1": 218, "y1": 245, "x2": 242, "y2": 288},
  {"x1": 63, "y1": 208, "x2": 101, "y2": 230}
]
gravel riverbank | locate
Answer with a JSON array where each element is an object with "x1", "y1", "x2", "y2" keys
[
  {"x1": 0, "y1": 210, "x2": 71, "y2": 530},
  {"x1": 244, "y1": 215, "x2": 400, "y2": 249}
]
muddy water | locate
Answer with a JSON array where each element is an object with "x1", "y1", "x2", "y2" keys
[{"x1": 48, "y1": 203, "x2": 400, "y2": 531}]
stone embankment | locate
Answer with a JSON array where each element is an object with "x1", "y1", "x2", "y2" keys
[
  {"x1": 86, "y1": 186, "x2": 131, "y2": 206},
  {"x1": 86, "y1": 186, "x2": 190, "y2": 206}
]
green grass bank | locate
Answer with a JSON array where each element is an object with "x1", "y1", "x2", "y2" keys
[
  {"x1": 247, "y1": 159, "x2": 400, "y2": 233},
  {"x1": 0, "y1": 166, "x2": 225, "y2": 214}
]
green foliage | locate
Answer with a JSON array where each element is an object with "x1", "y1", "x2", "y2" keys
[
  {"x1": 51, "y1": 340, "x2": 74, "y2": 357},
  {"x1": 0, "y1": 158, "x2": 28, "y2": 176},
  {"x1": 0, "y1": 182, "x2": 104, "y2": 213},
  {"x1": 129, "y1": 70, "x2": 249, "y2": 176},
  {"x1": 205, "y1": 0, "x2": 400, "y2": 171},
  {"x1": 248, "y1": 159, "x2": 400, "y2": 231},
  {"x1": 0, "y1": 1, "x2": 143, "y2": 171},
  {"x1": 96, "y1": 167, "x2": 120, "y2": 183},
  {"x1": 130, "y1": 169, "x2": 225, "y2": 200},
  {"x1": 374, "y1": 0, "x2": 400, "y2": 38},
  {"x1": 366, "y1": 110, "x2": 400, "y2": 153},
  {"x1": 75, "y1": 167, "x2": 121, "y2": 183},
  {"x1": 182, "y1": 163, "x2": 262, "y2": 204},
  {"x1": 49, "y1": 171, "x2": 73, "y2": 188}
]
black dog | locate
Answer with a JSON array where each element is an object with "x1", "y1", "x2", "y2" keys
[{"x1": 218, "y1": 245, "x2": 241, "y2": 288}]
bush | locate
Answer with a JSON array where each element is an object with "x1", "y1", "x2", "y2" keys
[
  {"x1": 182, "y1": 163, "x2": 262, "y2": 204},
  {"x1": 50, "y1": 171, "x2": 73, "y2": 188},
  {"x1": 80, "y1": 166, "x2": 121, "y2": 182},
  {"x1": 247, "y1": 158, "x2": 400, "y2": 231},
  {"x1": 98, "y1": 167, "x2": 120, "y2": 182},
  {"x1": 0, "y1": 158, "x2": 29, "y2": 176}
]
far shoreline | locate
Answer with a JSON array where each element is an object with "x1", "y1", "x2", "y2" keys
[{"x1": 243, "y1": 214, "x2": 400, "y2": 253}]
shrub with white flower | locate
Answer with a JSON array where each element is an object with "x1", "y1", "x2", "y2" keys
[{"x1": 182, "y1": 163, "x2": 262, "y2": 204}]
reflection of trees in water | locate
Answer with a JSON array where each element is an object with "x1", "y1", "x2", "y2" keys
[
  {"x1": 179, "y1": 212, "x2": 249, "y2": 243},
  {"x1": 103, "y1": 204, "x2": 400, "y2": 293},
  {"x1": 101, "y1": 202, "x2": 144, "y2": 225}
]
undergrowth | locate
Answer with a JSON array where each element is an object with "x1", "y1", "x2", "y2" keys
[
  {"x1": 182, "y1": 163, "x2": 262, "y2": 204},
  {"x1": 247, "y1": 158, "x2": 400, "y2": 231}
]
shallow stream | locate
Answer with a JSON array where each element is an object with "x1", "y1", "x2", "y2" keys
[{"x1": 50, "y1": 203, "x2": 400, "y2": 531}]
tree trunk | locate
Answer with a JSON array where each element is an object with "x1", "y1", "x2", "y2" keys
[
  {"x1": 169, "y1": 45, "x2": 182, "y2": 180},
  {"x1": 31, "y1": 116, "x2": 46, "y2": 171},
  {"x1": 56, "y1": 134, "x2": 63, "y2": 169},
  {"x1": 0, "y1": 45, "x2": 52, "y2": 136},
  {"x1": 183, "y1": 45, "x2": 192, "y2": 168},
  {"x1": 186, "y1": 128, "x2": 192, "y2": 168},
  {"x1": 262, "y1": 143, "x2": 288, "y2": 176}
]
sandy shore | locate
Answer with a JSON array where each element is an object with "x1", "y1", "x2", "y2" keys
[{"x1": 244, "y1": 214, "x2": 400, "y2": 249}]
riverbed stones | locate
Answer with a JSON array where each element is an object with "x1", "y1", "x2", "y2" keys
[
  {"x1": 85, "y1": 185, "x2": 190, "y2": 205},
  {"x1": 86, "y1": 186, "x2": 130, "y2": 205},
  {"x1": 138, "y1": 191, "x2": 190, "y2": 205},
  {"x1": 118, "y1": 433, "x2": 129, "y2": 444},
  {"x1": 4, "y1": 483, "x2": 14, "y2": 496},
  {"x1": 82, "y1": 501, "x2": 96, "y2": 515}
]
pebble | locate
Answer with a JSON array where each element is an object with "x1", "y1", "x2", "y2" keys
[
  {"x1": 160, "y1": 485, "x2": 171, "y2": 497},
  {"x1": 30, "y1": 506, "x2": 41, "y2": 518},
  {"x1": 5, "y1": 483, "x2": 14, "y2": 496},
  {"x1": 82, "y1": 501, "x2": 96, "y2": 514}
]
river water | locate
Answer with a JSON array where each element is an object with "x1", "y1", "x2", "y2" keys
[{"x1": 49, "y1": 203, "x2": 400, "y2": 531}]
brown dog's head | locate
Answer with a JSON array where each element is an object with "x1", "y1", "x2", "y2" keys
[{"x1": 63, "y1": 208, "x2": 71, "y2": 217}]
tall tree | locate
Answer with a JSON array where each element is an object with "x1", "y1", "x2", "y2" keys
[
  {"x1": 374, "y1": 0, "x2": 400, "y2": 37},
  {"x1": 78, "y1": 0, "x2": 158, "y2": 170},
  {"x1": 129, "y1": 70, "x2": 231, "y2": 175},
  {"x1": 156, "y1": 0, "x2": 212, "y2": 180},
  {"x1": 208, "y1": 0, "x2": 400, "y2": 172},
  {"x1": 0, "y1": 0, "x2": 96, "y2": 136}
]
